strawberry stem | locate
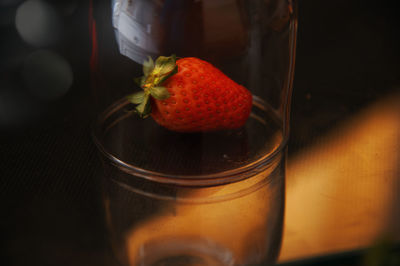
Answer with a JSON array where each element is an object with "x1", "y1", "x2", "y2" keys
[{"x1": 126, "y1": 55, "x2": 178, "y2": 118}]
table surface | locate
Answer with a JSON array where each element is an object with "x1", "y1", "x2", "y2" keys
[{"x1": 1, "y1": 0, "x2": 399, "y2": 265}]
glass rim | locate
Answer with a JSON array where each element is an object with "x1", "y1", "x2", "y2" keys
[{"x1": 92, "y1": 96, "x2": 289, "y2": 186}]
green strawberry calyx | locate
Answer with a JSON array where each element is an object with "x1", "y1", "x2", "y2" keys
[{"x1": 126, "y1": 55, "x2": 178, "y2": 118}]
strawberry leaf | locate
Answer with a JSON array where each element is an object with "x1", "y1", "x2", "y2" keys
[
  {"x1": 129, "y1": 55, "x2": 178, "y2": 119},
  {"x1": 150, "y1": 86, "x2": 170, "y2": 100},
  {"x1": 154, "y1": 54, "x2": 177, "y2": 77},
  {"x1": 143, "y1": 56, "x2": 154, "y2": 77},
  {"x1": 135, "y1": 94, "x2": 151, "y2": 118},
  {"x1": 126, "y1": 91, "x2": 145, "y2": 104},
  {"x1": 158, "y1": 65, "x2": 178, "y2": 85}
]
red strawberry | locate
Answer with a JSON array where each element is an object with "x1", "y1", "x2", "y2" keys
[{"x1": 127, "y1": 55, "x2": 252, "y2": 132}]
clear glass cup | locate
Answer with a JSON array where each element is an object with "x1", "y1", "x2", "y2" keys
[{"x1": 91, "y1": 0, "x2": 297, "y2": 265}]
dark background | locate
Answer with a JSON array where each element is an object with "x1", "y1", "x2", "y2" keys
[{"x1": 1, "y1": 0, "x2": 399, "y2": 265}]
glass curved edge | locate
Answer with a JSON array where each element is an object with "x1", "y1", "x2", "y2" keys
[{"x1": 91, "y1": 96, "x2": 289, "y2": 186}]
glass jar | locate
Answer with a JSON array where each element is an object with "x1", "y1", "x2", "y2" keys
[{"x1": 90, "y1": 0, "x2": 297, "y2": 265}]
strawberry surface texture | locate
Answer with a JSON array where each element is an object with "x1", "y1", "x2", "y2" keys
[{"x1": 127, "y1": 55, "x2": 253, "y2": 132}]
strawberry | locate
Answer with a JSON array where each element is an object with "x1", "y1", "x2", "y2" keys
[{"x1": 127, "y1": 55, "x2": 252, "y2": 132}]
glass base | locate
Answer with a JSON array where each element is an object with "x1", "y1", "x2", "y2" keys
[{"x1": 135, "y1": 238, "x2": 234, "y2": 266}]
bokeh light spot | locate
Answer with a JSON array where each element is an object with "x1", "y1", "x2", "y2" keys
[{"x1": 15, "y1": 0, "x2": 62, "y2": 47}]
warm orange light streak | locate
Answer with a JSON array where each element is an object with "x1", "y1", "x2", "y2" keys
[
  {"x1": 116, "y1": 93, "x2": 399, "y2": 265},
  {"x1": 279, "y1": 93, "x2": 400, "y2": 262}
]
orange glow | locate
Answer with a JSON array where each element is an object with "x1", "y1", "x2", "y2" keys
[
  {"x1": 123, "y1": 157, "x2": 284, "y2": 265},
  {"x1": 279, "y1": 93, "x2": 400, "y2": 262}
]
